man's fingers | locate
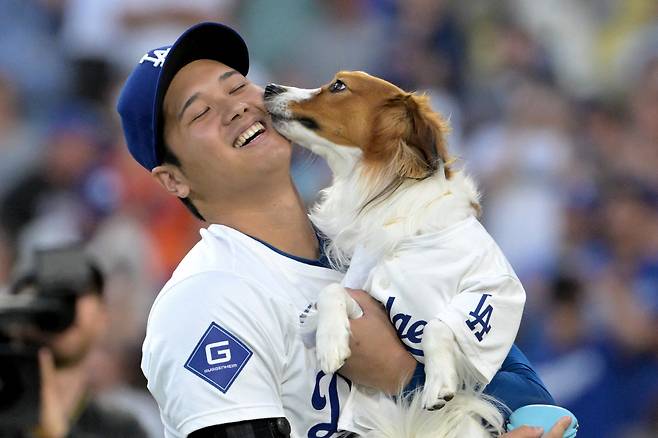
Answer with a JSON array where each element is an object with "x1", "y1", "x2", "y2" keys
[
  {"x1": 544, "y1": 416, "x2": 573, "y2": 438},
  {"x1": 39, "y1": 348, "x2": 58, "y2": 412},
  {"x1": 39, "y1": 348, "x2": 56, "y2": 387},
  {"x1": 38, "y1": 347, "x2": 70, "y2": 438},
  {"x1": 501, "y1": 425, "x2": 544, "y2": 437},
  {"x1": 501, "y1": 415, "x2": 573, "y2": 438}
]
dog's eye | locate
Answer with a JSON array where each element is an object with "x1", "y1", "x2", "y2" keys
[{"x1": 329, "y1": 79, "x2": 347, "y2": 93}]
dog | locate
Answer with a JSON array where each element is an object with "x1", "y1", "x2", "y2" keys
[{"x1": 264, "y1": 72, "x2": 526, "y2": 437}]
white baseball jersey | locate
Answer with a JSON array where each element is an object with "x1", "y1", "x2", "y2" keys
[
  {"x1": 344, "y1": 215, "x2": 526, "y2": 383},
  {"x1": 141, "y1": 224, "x2": 351, "y2": 438},
  {"x1": 338, "y1": 216, "x2": 526, "y2": 434}
]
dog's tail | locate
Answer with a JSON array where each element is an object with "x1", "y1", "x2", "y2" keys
[{"x1": 355, "y1": 389, "x2": 505, "y2": 438}]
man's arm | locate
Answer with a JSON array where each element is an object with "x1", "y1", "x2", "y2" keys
[
  {"x1": 340, "y1": 291, "x2": 572, "y2": 438},
  {"x1": 143, "y1": 273, "x2": 288, "y2": 436}
]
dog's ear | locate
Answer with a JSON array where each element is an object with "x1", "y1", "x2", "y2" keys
[
  {"x1": 401, "y1": 93, "x2": 452, "y2": 179},
  {"x1": 369, "y1": 93, "x2": 451, "y2": 180}
]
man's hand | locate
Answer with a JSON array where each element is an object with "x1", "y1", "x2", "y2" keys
[
  {"x1": 35, "y1": 349, "x2": 69, "y2": 438},
  {"x1": 500, "y1": 416, "x2": 572, "y2": 438},
  {"x1": 338, "y1": 289, "x2": 417, "y2": 394}
]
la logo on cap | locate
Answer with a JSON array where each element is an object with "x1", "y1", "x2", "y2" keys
[{"x1": 139, "y1": 48, "x2": 171, "y2": 68}]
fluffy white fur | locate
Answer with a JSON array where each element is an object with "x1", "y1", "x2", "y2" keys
[
  {"x1": 354, "y1": 390, "x2": 504, "y2": 438},
  {"x1": 356, "y1": 394, "x2": 501, "y2": 438},
  {"x1": 312, "y1": 161, "x2": 479, "y2": 270}
]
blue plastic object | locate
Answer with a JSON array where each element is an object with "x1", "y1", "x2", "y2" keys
[{"x1": 506, "y1": 404, "x2": 578, "y2": 437}]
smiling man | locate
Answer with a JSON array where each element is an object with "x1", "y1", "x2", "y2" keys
[
  {"x1": 117, "y1": 22, "x2": 416, "y2": 438},
  {"x1": 117, "y1": 22, "x2": 562, "y2": 438}
]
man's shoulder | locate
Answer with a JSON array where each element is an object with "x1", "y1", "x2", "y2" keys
[
  {"x1": 170, "y1": 226, "x2": 236, "y2": 280},
  {"x1": 141, "y1": 269, "x2": 289, "y2": 379},
  {"x1": 156, "y1": 225, "x2": 260, "y2": 299},
  {"x1": 150, "y1": 270, "x2": 267, "y2": 323}
]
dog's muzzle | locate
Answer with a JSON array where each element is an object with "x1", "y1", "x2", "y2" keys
[{"x1": 264, "y1": 83, "x2": 286, "y2": 100}]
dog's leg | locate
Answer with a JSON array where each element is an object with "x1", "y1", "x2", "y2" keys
[
  {"x1": 420, "y1": 319, "x2": 459, "y2": 410},
  {"x1": 316, "y1": 283, "x2": 362, "y2": 373}
]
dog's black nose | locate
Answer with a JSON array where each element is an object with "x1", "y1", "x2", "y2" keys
[{"x1": 264, "y1": 83, "x2": 286, "y2": 99}]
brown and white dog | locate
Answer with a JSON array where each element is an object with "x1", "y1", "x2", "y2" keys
[{"x1": 264, "y1": 72, "x2": 521, "y2": 437}]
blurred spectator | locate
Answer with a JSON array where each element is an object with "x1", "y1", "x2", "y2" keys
[
  {"x1": 386, "y1": 0, "x2": 467, "y2": 96},
  {"x1": 593, "y1": 182, "x2": 658, "y2": 352},
  {"x1": 296, "y1": 0, "x2": 387, "y2": 83},
  {"x1": 523, "y1": 275, "x2": 658, "y2": 438},
  {"x1": 60, "y1": 0, "x2": 237, "y2": 103},
  {"x1": 116, "y1": 0, "x2": 233, "y2": 72},
  {"x1": 466, "y1": 79, "x2": 573, "y2": 286},
  {"x1": 608, "y1": 0, "x2": 658, "y2": 94},
  {"x1": 507, "y1": 0, "x2": 599, "y2": 97},
  {"x1": 0, "y1": 74, "x2": 43, "y2": 201},
  {"x1": 237, "y1": 0, "x2": 320, "y2": 82},
  {"x1": 59, "y1": 0, "x2": 120, "y2": 104},
  {"x1": 0, "y1": 0, "x2": 70, "y2": 113},
  {"x1": 622, "y1": 59, "x2": 658, "y2": 188},
  {"x1": 381, "y1": 0, "x2": 467, "y2": 153},
  {"x1": 8, "y1": 251, "x2": 148, "y2": 437},
  {"x1": 0, "y1": 104, "x2": 109, "y2": 258},
  {"x1": 466, "y1": 20, "x2": 555, "y2": 129}
]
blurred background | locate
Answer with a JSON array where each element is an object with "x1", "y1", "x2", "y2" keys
[{"x1": 0, "y1": 0, "x2": 657, "y2": 437}]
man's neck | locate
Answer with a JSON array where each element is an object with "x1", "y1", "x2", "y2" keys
[{"x1": 203, "y1": 184, "x2": 319, "y2": 260}]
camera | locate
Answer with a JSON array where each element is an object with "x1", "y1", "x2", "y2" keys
[{"x1": 0, "y1": 245, "x2": 97, "y2": 431}]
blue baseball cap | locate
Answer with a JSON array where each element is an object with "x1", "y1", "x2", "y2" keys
[{"x1": 117, "y1": 22, "x2": 249, "y2": 170}]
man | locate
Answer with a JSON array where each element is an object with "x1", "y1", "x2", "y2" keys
[
  {"x1": 9, "y1": 249, "x2": 147, "y2": 438},
  {"x1": 117, "y1": 22, "x2": 560, "y2": 437}
]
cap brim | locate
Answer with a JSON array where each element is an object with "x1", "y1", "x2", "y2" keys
[{"x1": 153, "y1": 22, "x2": 249, "y2": 164}]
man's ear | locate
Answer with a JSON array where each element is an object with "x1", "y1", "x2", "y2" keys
[{"x1": 151, "y1": 165, "x2": 190, "y2": 198}]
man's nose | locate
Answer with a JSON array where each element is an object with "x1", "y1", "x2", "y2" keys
[
  {"x1": 264, "y1": 84, "x2": 286, "y2": 100},
  {"x1": 225, "y1": 101, "x2": 249, "y2": 124}
]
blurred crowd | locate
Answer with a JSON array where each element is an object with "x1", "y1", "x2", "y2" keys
[{"x1": 0, "y1": 1, "x2": 657, "y2": 437}]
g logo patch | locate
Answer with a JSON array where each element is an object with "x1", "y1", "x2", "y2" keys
[{"x1": 185, "y1": 322, "x2": 252, "y2": 393}]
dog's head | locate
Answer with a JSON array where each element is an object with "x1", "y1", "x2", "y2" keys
[{"x1": 264, "y1": 71, "x2": 451, "y2": 180}]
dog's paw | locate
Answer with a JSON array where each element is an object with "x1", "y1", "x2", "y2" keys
[
  {"x1": 316, "y1": 323, "x2": 351, "y2": 373},
  {"x1": 421, "y1": 365, "x2": 458, "y2": 410},
  {"x1": 420, "y1": 319, "x2": 459, "y2": 410}
]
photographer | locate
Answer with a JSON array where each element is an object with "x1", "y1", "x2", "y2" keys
[{"x1": 0, "y1": 247, "x2": 147, "y2": 438}]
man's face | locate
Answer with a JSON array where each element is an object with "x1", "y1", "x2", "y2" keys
[
  {"x1": 47, "y1": 293, "x2": 107, "y2": 368},
  {"x1": 160, "y1": 60, "x2": 292, "y2": 208}
]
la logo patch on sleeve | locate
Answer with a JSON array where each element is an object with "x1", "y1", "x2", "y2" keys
[{"x1": 184, "y1": 322, "x2": 253, "y2": 393}]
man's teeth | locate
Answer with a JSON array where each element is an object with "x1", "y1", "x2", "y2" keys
[{"x1": 234, "y1": 121, "x2": 265, "y2": 148}]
